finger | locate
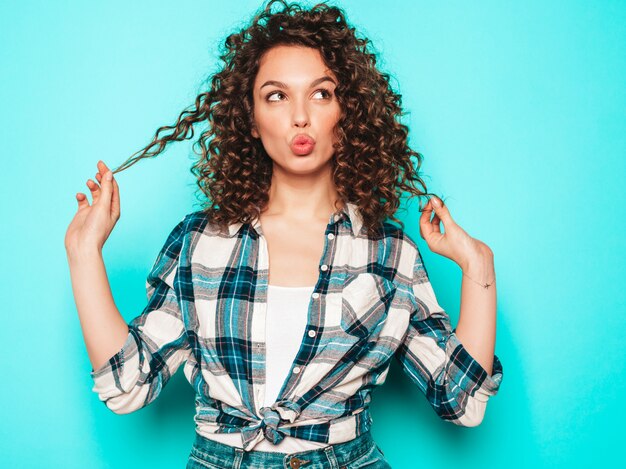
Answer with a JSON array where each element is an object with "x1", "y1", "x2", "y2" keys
[
  {"x1": 96, "y1": 163, "x2": 115, "y2": 183},
  {"x1": 110, "y1": 173, "x2": 120, "y2": 219},
  {"x1": 430, "y1": 196, "x2": 454, "y2": 226},
  {"x1": 419, "y1": 200, "x2": 435, "y2": 239},
  {"x1": 430, "y1": 212, "x2": 442, "y2": 234},
  {"x1": 97, "y1": 160, "x2": 110, "y2": 178},
  {"x1": 96, "y1": 170, "x2": 113, "y2": 210},
  {"x1": 86, "y1": 179, "x2": 100, "y2": 204},
  {"x1": 423, "y1": 200, "x2": 442, "y2": 234},
  {"x1": 76, "y1": 192, "x2": 90, "y2": 209},
  {"x1": 95, "y1": 161, "x2": 106, "y2": 185}
]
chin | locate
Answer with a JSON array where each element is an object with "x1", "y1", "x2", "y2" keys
[{"x1": 277, "y1": 157, "x2": 330, "y2": 173}]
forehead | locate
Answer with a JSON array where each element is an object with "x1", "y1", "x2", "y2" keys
[{"x1": 254, "y1": 45, "x2": 336, "y2": 86}]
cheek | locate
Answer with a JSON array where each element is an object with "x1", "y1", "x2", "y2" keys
[
  {"x1": 323, "y1": 108, "x2": 342, "y2": 142},
  {"x1": 324, "y1": 105, "x2": 342, "y2": 129},
  {"x1": 255, "y1": 119, "x2": 280, "y2": 140},
  {"x1": 255, "y1": 109, "x2": 284, "y2": 132}
]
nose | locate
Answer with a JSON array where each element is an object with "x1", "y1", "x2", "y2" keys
[{"x1": 291, "y1": 97, "x2": 310, "y2": 128}]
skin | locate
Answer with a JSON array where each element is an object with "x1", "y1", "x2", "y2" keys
[
  {"x1": 251, "y1": 45, "x2": 344, "y2": 286},
  {"x1": 65, "y1": 161, "x2": 128, "y2": 371},
  {"x1": 65, "y1": 45, "x2": 497, "y2": 377},
  {"x1": 252, "y1": 46, "x2": 341, "y2": 224},
  {"x1": 419, "y1": 198, "x2": 497, "y2": 376},
  {"x1": 250, "y1": 45, "x2": 497, "y2": 375}
]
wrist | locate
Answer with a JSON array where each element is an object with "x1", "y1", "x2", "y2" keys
[
  {"x1": 460, "y1": 249, "x2": 494, "y2": 278},
  {"x1": 66, "y1": 244, "x2": 103, "y2": 264}
]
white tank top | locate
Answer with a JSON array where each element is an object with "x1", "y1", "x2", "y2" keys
[{"x1": 201, "y1": 284, "x2": 329, "y2": 453}]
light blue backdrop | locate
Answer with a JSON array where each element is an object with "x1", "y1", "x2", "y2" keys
[{"x1": 1, "y1": 0, "x2": 624, "y2": 467}]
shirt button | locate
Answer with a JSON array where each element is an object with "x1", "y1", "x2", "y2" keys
[
  {"x1": 293, "y1": 366, "x2": 301, "y2": 374},
  {"x1": 308, "y1": 330, "x2": 316, "y2": 337},
  {"x1": 320, "y1": 264, "x2": 328, "y2": 271},
  {"x1": 327, "y1": 233, "x2": 335, "y2": 240},
  {"x1": 333, "y1": 214, "x2": 339, "y2": 222},
  {"x1": 312, "y1": 292, "x2": 320, "y2": 299}
]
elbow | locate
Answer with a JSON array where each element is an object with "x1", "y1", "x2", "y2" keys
[
  {"x1": 103, "y1": 397, "x2": 142, "y2": 415},
  {"x1": 104, "y1": 395, "x2": 144, "y2": 415},
  {"x1": 104, "y1": 405, "x2": 133, "y2": 416},
  {"x1": 452, "y1": 410, "x2": 485, "y2": 427},
  {"x1": 97, "y1": 385, "x2": 152, "y2": 415},
  {"x1": 445, "y1": 396, "x2": 489, "y2": 427}
]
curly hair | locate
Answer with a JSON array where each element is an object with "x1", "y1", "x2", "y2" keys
[{"x1": 110, "y1": 0, "x2": 439, "y2": 238}]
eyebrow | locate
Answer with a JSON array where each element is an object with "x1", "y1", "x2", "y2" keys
[{"x1": 260, "y1": 76, "x2": 337, "y2": 90}]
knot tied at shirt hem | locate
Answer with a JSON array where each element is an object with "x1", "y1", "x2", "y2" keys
[{"x1": 240, "y1": 401, "x2": 301, "y2": 450}]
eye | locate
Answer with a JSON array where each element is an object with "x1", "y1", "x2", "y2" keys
[
  {"x1": 265, "y1": 88, "x2": 334, "y2": 102},
  {"x1": 313, "y1": 88, "x2": 333, "y2": 100},
  {"x1": 266, "y1": 91, "x2": 285, "y2": 102}
]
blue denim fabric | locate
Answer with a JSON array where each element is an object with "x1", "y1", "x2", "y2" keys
[{"x1": 186, "y1": 430, "x2": 391, "y2": 469}]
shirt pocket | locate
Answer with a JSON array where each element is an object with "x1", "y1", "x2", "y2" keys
[{"x1": 338, "y1": 272, "x2": 397, "y2": 340}]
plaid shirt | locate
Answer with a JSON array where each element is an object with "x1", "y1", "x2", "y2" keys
[{"x1": 90, "y1": 202, "x2": 503, "y2": 451}]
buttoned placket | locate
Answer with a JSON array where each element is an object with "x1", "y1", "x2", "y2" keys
[{"x1": 250, "y1": 210, "x2": 345, "y2": 440}]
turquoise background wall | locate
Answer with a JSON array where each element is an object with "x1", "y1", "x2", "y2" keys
[{"x1": 1, "y1": 0, "x2": 624, "y2": 467}]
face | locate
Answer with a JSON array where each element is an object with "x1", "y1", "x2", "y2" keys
[{"x1": 251, "y1": 45, "x2": 342, "y2": 174}]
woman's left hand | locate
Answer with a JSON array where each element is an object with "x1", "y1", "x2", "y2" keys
[{"x1": 419, "y1": 196, "x2": 493, "y2": 270}]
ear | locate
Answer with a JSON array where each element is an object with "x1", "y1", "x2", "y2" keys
[{"x1": 250, "y1": 115, "x2": 259, "y2": 139}]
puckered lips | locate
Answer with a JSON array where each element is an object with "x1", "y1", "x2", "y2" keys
[{"x1": 290, "y1": 133, "x2": 316, "y2": 156}]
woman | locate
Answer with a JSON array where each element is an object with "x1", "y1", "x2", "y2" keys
[{"x1": 65, "y1": 1, "x2": 503, "y2": 467}]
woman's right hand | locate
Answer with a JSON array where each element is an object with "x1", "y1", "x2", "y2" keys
[{"x1": 65, "y1": 160, "x2": 121, "y2": 255}]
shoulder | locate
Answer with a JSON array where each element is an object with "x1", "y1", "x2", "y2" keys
[
  {"x1": 376, "y1": 221, "x2": 422, "y2": 286},
  {"x1": 178, "y1": 209, "x2": 229, "y2": 237},
  {"x1": 180, "y1": 209, "x2": 210, "y2": 233},
  {"x1": 378, "y1": 220, "x2": 420, "y2": 255},
  {"x1": 156, "y1": 210, "x2": 213, "y2": 257},
  {"x1": 173, "y1": 209, "x2": 243, "y2": 265}
]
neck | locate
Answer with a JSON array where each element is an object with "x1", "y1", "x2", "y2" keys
[{"x1": 263, "y1": 163, "x2": 344, "y2": 222}]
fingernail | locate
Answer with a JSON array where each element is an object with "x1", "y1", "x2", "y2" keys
[
  {"x1": 431, "y1": 197, "x2": 440, "y2": 207},
  {"x1": 106, "y1": 171, "x2": 112, "y2": 180}
]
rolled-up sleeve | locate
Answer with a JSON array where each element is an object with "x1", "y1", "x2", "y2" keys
[
  {"x1": 394, "y1": 244, "x2": 503, "y2": 427},
  {"x1": 90, "y1": 216, "x2": 192, "y2": 414}
]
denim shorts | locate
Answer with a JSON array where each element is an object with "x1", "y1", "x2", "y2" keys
[{"x1": 186, "y1": 430, "x2": 391, "y2": 469}]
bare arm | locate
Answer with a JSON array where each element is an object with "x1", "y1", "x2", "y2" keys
[
  {"x1": 66, "y1": 247, "x2": 129, "y2": 371},
  {"x1": 391, "y1": 195, "x2": 502, "y2": 426},
  {"x1": 393, "y1": 233, "x2": 501, "y2": 427},
  {"x1": 456, "y1": 251, "x2": 496, "y2": 375},
  {"x1": 418, "y1": 195, "x2": 498, "y2": 376},
  {"x1": 65, "y1": 160, "x2": 127, "y2": 372}
]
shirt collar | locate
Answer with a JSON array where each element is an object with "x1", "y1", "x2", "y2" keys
[{"x1": 226, "y1": 201, "x2": 363, "y2": 238}]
